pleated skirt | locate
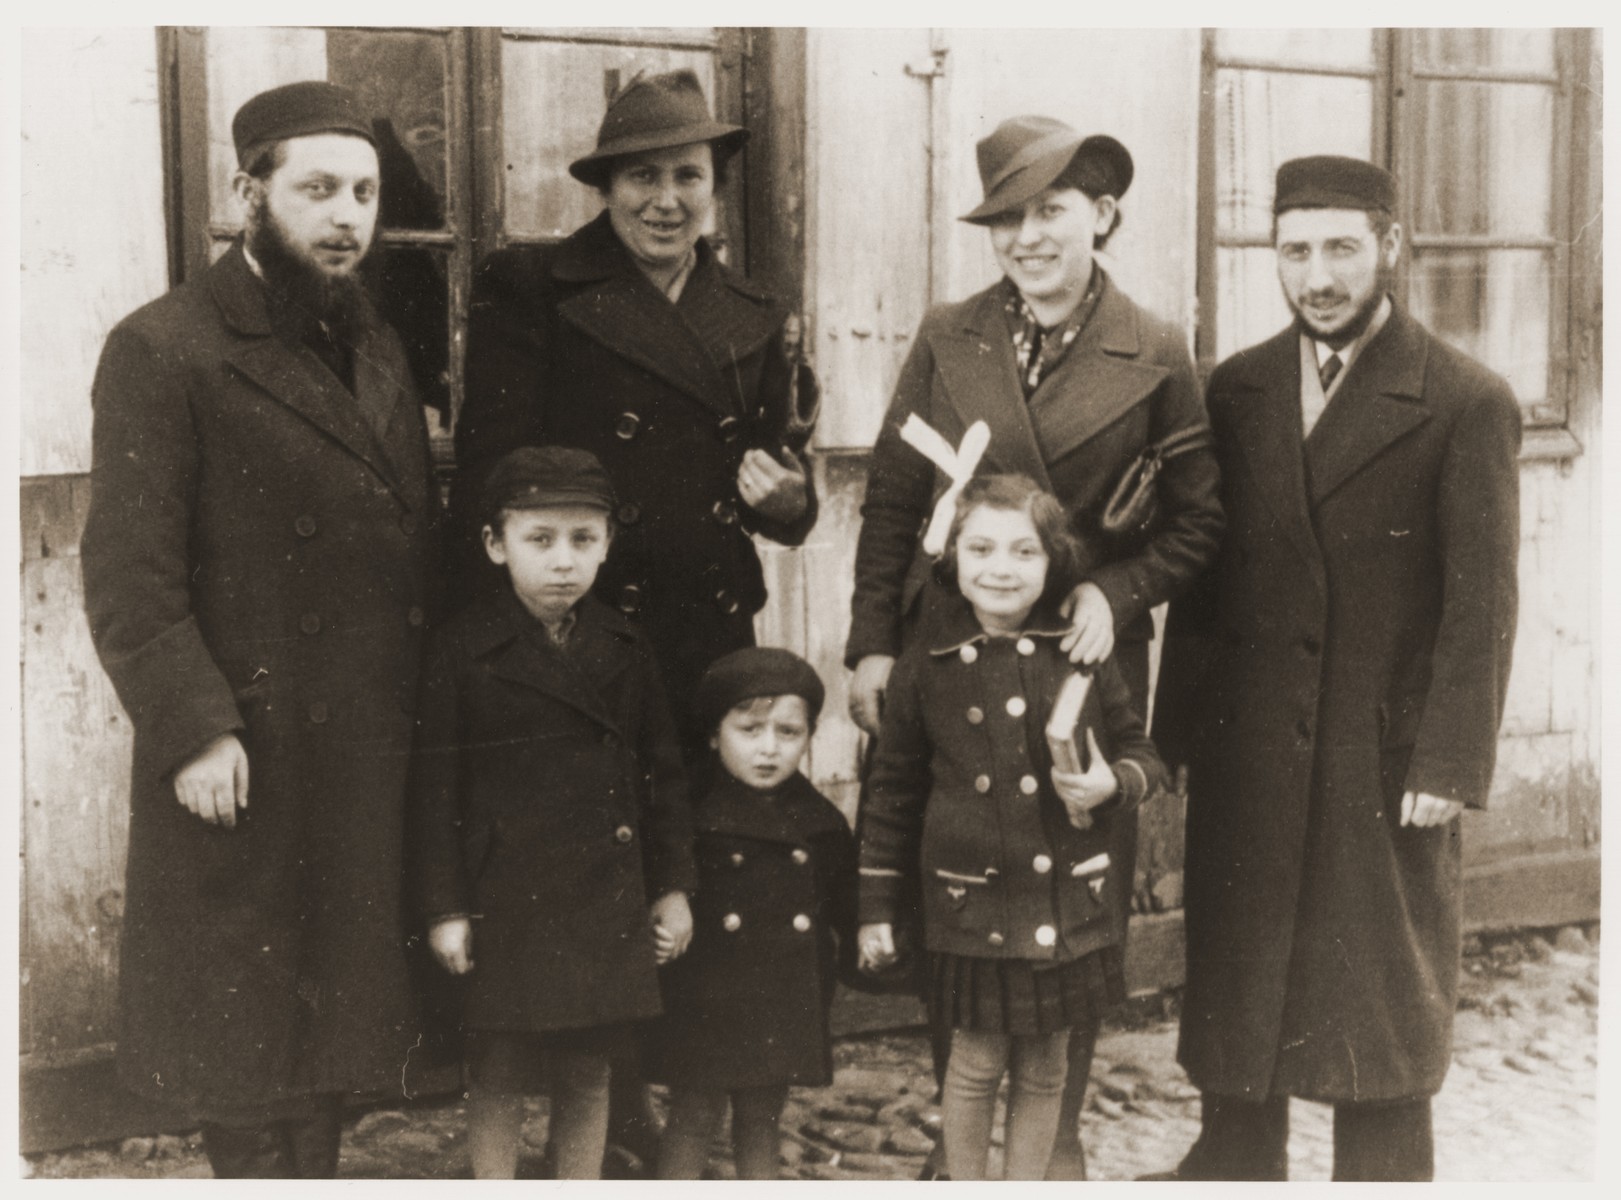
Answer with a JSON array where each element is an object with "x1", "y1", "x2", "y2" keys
[{"x1": 927, "y1": 946, "x2": 1125, "y2": 1036}]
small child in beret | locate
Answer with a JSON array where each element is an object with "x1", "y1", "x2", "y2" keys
[
  {"x1": 649, "y1": 647, "x2": 859, "y2": 1180},
  {"x1": 408, "y1": 445, "x2": 697, "y2": 1179}
]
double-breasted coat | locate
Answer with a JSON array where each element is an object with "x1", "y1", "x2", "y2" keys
[
  {"x1": 409, "y1": 589, "x2": 698, "y2": 1034},
  {"x1": 80, "y1": 244, "x2": 441, "y2": 1109},
  {"x1": 453, "y1": 212, "x2": 819, "y2": 750},
  {"x1": 858, "y1": 597, "x2": 1169, "y2": 963},
  {"x1": 647, "y1": 771, "x2": 856, "y2": 1091},
  {"x1": 1154, "y1": 303, "x2": 1521, "y2": 1102}
]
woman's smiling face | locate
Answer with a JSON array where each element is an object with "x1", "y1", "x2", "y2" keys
[
  {"x1": 602, "y1": 142, "x2": 715, "y2": 271},
  {"x1": 987, "y1": 185, "x2": 1114, "y2": 308}
]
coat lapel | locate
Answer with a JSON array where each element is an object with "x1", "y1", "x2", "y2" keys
[
  {"x1": 478, "y1": 594, "x2": 632, "y2": 737},
  {"x1": 926, "y1": 287, "x2": 1053, "y2": 489},
  {"x1": 1223, "y1": 328, "x2": 1326, "y2": 592},
  {"x1": 1027, "y1": 277, "x2": 1171, "y2": 465},
  {"x1": 553, "y1": 213, "x2": 776, "y2": 419},
  {"x1": 1303, "y1": 304, "x2": 1431, "y2": 506},
  {"x1": 355, "y1": 326, "x2": 430, "y2": 506},
  {"x1": 212, "y1": 246, "x2": 413, "y2": 504}
]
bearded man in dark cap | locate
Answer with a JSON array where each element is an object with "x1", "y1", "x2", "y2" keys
[
  {"x1": 80, "y1": 81, "x2": 440, "y2": 1177},
  {"x1": 1147, "y1": 155, "x2": 1522, "y2": 1180}
]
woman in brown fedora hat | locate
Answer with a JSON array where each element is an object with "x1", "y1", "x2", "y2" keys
[
  {"x1": 448, "y1": 66, "x2": 818, "y2": 1177},
  {"x1": 846, "y1": 115, "x2": 1224, "y2": 1180}
]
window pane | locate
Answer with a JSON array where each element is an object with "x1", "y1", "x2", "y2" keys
[
  {"x1": 501, "y1": 37, "x2": 717, "y2": 240},
  {"x1": 1412, "y1": 28, "x2": 1554, "y2": 74},
  {"x1": 364, "y1": 245, "x2": 451, "y2": 417},
  {"x1": 1216, "y1": 28, "x2": 1374, "y2": 71},
  {"x1": 1410, "y1": 248, "x2": 1549, "y2": 406},
  {"x1": 1215, "y1": 69, "x2": 1374, "y2": 239},
  {"x1": 1413, "y1": 80, "x2": 1553, "y2": 238},
  {"x1": 1216, "y1": 247, "x2": 1291, "y2": 361},
  {"x1": 327, "y1": 30, "x2": 450, "y2": 232}
]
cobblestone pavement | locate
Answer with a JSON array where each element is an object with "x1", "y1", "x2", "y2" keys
[{"x1": 26, "y1": 925, "x2": 1599, "y2": 1181}]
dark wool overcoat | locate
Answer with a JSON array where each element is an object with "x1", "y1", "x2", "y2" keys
[
  {"x1": 858, "y1": 597, "x2": 1169, "y2": 962},
  {"x1": 80, "y1": 245, "x2": 441, "y2": 1109},
  {"x1": 647, "y1": 771, "x2": 857, "y2": 1091},
  {"x1": 409, "y1": 590, "x2": 698, "y2": 1034},
  {"x1": 1154, "y1": 304, "x2": 1521, "y2": 1102},
  {"x1": 452, "y1": 212, "x2": 818, "y2": 751}
]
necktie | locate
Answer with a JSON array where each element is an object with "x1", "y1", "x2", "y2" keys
[{"x1": 1320, "y1": 352, "x2": 1344, "y2": 392}]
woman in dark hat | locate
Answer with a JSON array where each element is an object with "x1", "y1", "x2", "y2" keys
[
  {"x1": 451, "y1": 67, "x2": 818, "y2": 1172},
  {"x1": 844, "y1": 115, "x2": 1224, "y2": 1179},
  {"x1": 453, "y1": 68, "x2": 818, "y2": 759}
]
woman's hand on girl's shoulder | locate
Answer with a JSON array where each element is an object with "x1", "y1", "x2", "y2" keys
[
  {"x1": 1051, "y1": 729, "x2": 1119, "y2": 829},
  {"x1": 1060, "y1": 582, "x2": 1116, "y2": 666}
]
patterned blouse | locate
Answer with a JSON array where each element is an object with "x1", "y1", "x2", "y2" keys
[{"x1": 1003, "y1": 267, "x2": 1104, "y2": 399}]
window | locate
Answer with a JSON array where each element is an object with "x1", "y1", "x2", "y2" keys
[{"x1": 1198, "y1": 28, "x2": 1586, "y2": 450}]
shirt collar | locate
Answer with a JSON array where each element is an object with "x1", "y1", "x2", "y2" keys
[{"x1": 1311, "y1": 293, "x2": 1393, "y2": 374}]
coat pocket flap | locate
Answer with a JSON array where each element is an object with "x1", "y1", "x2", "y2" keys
[{"x1": 1070, "y1": 852, "x2": 1111, "y2": 877}]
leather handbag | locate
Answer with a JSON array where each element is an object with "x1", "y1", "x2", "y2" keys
[{"x1": 1100, "y1": 425, "x2": 1212, "y2": 538}]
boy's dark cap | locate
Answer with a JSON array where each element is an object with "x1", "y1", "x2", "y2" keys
[
  {"x1": 482, "y1": 445, "x2": 617, "y2": 519},
  {"x1": 1274, "y1": 155, "x2": 1396, "y2": 215},
  {"x1": 695, "y1": 647, "x2": 825, "y2": 733},
  {"x1": 232, "y1": 81, "x2": 377, "y2": 167}
]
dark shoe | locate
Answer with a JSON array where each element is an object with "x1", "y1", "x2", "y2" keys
[{"x1": 200, "y1": 1122, "x2": 294, "y2": 1179}]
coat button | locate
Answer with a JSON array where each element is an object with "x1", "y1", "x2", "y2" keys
[
  {"x1": 722, "y1": 913, "x2": 742, "y2": 932},
  {"x1": 1034, "y1": 925, "x2": 1057, "y2": 947},
  {"x1": 299, "y1": 612, "x2": 322, "y2": 635},
  {"x1": 294, "y1": 515, "x2": 317, "y2": 538},
  {"x1": 615, "y1": 412, "x2": 641, "y2": 440},
  {"x1": 959, "y1": 645, "x2": 978, "y2": 664},
  {"x1": 1006, "y1": 696, "x2": 1027, "y2": 718},
  {"x1": 966, "y1": 706, "x2": 984, "y2": 725},
  {"x1": 408, "y1": 606, "x2": 425, "y2": 628},
  {"x1": 399, "y1": 513, "x2": 418, "y2": 536},
  {"x1": 1033, "y1": 854, "x2": 1053, "y2": 875},
  {"x1": 308, "y1": 702, "x2": 329, "y2": 724},
  {"x1": 1016, "y1": 637, "x2": 1036, "y2": 656},
  {"x1": 716, "y1": 415, "x2": 742, "y2": 442},
  {"x1": 974, "y1": 774, "x2": 992, "y2": 794},
  {"x1": 792, "y1": 914, "x2": 812, "y2": 933},
  {"x1": 618, "y1": 584, "x2": 643, "y2": 615},
  {"x1": 1296, "y1": 719, "x2": 1312, "y2": 739},
  {"x1": 615, "y1": 825, "x2": 634, "y2": 844},
  {"x1": 711, "y1": 499, "x2": 739, "y2": 526},
  {"x1": 1020, "y1": 774, "x2": 1039, "y2": 795},
  {"x1": 731, "y1": 852, "x2": 745, "y2": 867},
  {"x1": 715, "y1": 589, "x2": 740, "y2": 615},
  {"x1": 618, "y1": 503, "x2": 641, "y2": 526},
  {"x1": 987, "y1": 931, "x2": 1005, "y2": 948},
  {"x1": 791, "y1": 848, "x2": 809, "y2": 865}
]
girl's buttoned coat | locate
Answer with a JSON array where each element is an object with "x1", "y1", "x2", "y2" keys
[
  {"x1": 80, "y1": 245, "x2": 440, "y2": 1109},
  {"x1": 648, "y1": 771, "x2": 857, "y2": 1091},
  {"x1": 409, "y1": 590, "x2": 698, "y2": 1034},
  {"x1": 858, "y1": 598, "x2": 1169, "y2": 963},
  {"x1": 453, "y1": 212, "x2": 819, "y2": 749}
]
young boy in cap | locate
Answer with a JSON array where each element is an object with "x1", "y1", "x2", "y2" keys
[
  {"x1": 648, "y1": 648, "x2": 859, "y2": 1180},
  {"x1": 409, "y1": 445, "x2": 697, "y2": 1179}
]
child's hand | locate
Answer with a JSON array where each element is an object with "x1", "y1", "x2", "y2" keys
[
  {"x1": 429, "y1": 916, "x2": 474, "y2": 975},
  {"x1": 649, "y1": 891, "x2": 694, "y2": 964},
  {"x1": 857, "y1": 922, "x2": 897, "y2": 973},
  {"x1": 1051, "y1": 729, "x2": 1119, "y2": 830}
]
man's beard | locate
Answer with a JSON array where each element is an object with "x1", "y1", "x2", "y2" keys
[
  {"x1": 246, "y1": 197, "x2": 372, "y2": 348},
  {"x1": 1288, "y1": 264, "x2": 1393, "y2": 350}
]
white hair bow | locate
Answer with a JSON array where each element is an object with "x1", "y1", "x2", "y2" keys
[{"x1": 898, "y1": 415, "x2": 991, "y2": 557}]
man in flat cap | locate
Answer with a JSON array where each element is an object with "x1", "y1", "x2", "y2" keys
[
  {"x1": 81, "y1": 81, "x2": 440, "y2": 1176},
  {"x1": 1150, "y1": 155, "x2": 1521, "y2": 1179}
]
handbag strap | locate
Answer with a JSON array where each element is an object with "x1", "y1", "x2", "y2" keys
[{"x1": 1150, "y1": 424, "x2": 1213, "y2": 462}]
